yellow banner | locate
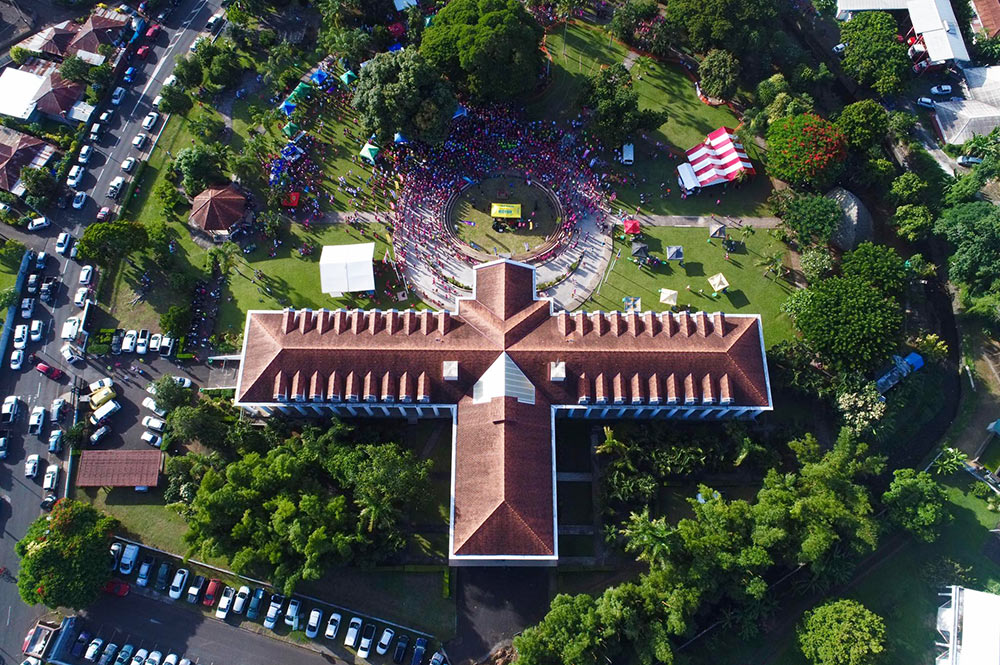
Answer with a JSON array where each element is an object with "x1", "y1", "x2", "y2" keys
[{"x1": 491, "y1": 203, "x2": 522, "y2": 219}]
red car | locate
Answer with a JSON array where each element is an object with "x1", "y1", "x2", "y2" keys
[
  {"x1": 103, "y1": 579, "x2": 130, "y2": 596},
  {"x1": 136, "y1": 45, "x2": 150, "y2": 58},
  {"x1": 96, "y1": 206, "x2": 110, "y2": 221},
  {"x1": 145, "y1": 23, "x2": 161, "y2": 39},
  {"x1": 202, "y1": 578, "x2": 221, "y2": 607},
  {"x1": 35, "y1": 363, "x2": 64, "y2": 380}
]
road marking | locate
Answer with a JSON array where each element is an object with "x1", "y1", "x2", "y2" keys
[
  {"x1": 149, "y1": 618, "x2": 162, "y2": 624},
  {"x1": 7, "y1": 606, "x2": 10, "y2": 626},
  {"x1": 132, "y1": 0, "x2": 209, "y2": 115}
]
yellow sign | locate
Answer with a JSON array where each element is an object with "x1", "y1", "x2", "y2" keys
[{"x1": 491, "y1": 203, "x2": 522, "y2": 219}]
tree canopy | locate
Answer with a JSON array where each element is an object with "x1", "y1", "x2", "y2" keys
[
  {"x1": 174, "y1": 144, "x2": 228, "y2": 195},
  {"x1": 840, "y1": 12, "x2": 911, "y2": 95},
  {"x1": 19, "y1": 167, "x2": 58, "y2": 198},
  {"x1": 934, "y1": 201, "x2": 1000, "y2": 297},
  {"x1": 835, "y1": 100, "x2": 889, "y2": 151},
  {"x1": 77, "y1": 219, "x2": 148, "y2": 266},
  {"x1": 782, "y1": 194, "x2": 841, "y2": 245},
  {"x1": 882, "y1": 468, "x2": 952, "y2": 542},
  {"x1": 766, "y1": 114, "x2": 847, "y2": 189},
  {"x1": 150, "y1": 375, "x2": 194, "y2": 413},
  {"x1": 664, "y1": 0, "x2": 778, "y2": 53},
  {"x1": 583, "y1": 64, "x2": 666, "y2": 147},
  {"x1": 782, "y1": 276, "x2": 903, "y2": 373},
  {"x1": 160, "y1": 304, "x2": 193, "y2": 338},
  {"x1": 798, "y1": 599, "x2": 886, "y2": 665},
  {"x1": 352, "y1": 49, "x2": 457, "y2": 145},
  {"x1": 16, "y1": 500, "x2": 118, "y2": 609},
  {"x1": 157, "y1": 84, "x2": 193, "y2": 115},
  {"x1": 420, "y1": 0, "x2": 544, "y2": 101},
  {"x1": 59, "y1": 55, "x2": 91, "y2": 83},
  {"x1": 841, "y1": 241, "x2": 909, "y2": 299},
  {"x1": 892, "y1": 203, "x2": 934, "y2": 242},
  {"x1": 173, "y1": 55, "x2": 203, "y2": 88},
  {"x1": 698, "y1": 49, "x2": 741, "y2": 100}
]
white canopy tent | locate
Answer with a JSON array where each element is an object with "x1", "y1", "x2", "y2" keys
[
  {"x1": 319, "y1": 243, "x2": 376, "y2": 296},
  {"x1": 659, "y1": 288, "x2": 678, "y2": 305}
]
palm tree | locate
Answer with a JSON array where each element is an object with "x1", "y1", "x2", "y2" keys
[
  {"x1": 596, "y1": 426, "x2": 627, "y2": 457},
  {"x1": 932, "y1": 447, "x2": 966, "y2": 475},
  {"x1": 358, "y1": 492, "x2": 396, "y2": 533},
  {"x1": 756, "y1": 250, "x2": 786, "y2": 279},
  {"x1": 558, "y1": 0, "x2": 583, "y2": 56}
]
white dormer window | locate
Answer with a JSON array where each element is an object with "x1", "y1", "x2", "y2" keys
[
  {"x1": 550, "y1": 361, "x2": 566, "y2": 382},
  {"x1": 443, "y1": 360, "x2": 459, "y2": 381}
]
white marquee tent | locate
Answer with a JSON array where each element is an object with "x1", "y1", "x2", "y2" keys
[{"x1": 319, "y1": 243, "x2": 375, "y2": 296}]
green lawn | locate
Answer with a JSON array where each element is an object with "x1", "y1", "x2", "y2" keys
[
  {"x1": 585, "y1": 226, "x2": 795, "y2": 346},
  {"x1": 979, "y1": 438, "x2": 1000, "y2": 473},
  {"x1": 0, "y1": 251, "x2": 19, "y2": 326},
  {"x1": 452, "y1": 177, "x2": 559, "y2": 257},
  {"x1": 530, "y1": 21, "x2": 772, "y2": 217},
  {"x1": 685, "y1": 474, "x2": 1000, "y2": 665}
]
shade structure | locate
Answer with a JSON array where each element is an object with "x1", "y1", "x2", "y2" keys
[
  {"x1": 340, "y1": 70, "x2": 358, "y2": 86},
  {"x1": 393, "y1": 132, "x2": 408, "y2": 144},
  {"x1": 623, "y1": 218, "x2": 641, "y2": 234},
  {"x1": 630, "y1": 241, "x2": 649, "y2": 258},
  {"x1": 665, "y1": 245, "x2": 684, "y2": 261},
  {"x1": 685, "y1": 127, "x2": 755, "y2": 187},
  {"x1": 360, "y1": 142, "x2": 379, "y2": 164},
  {"x1": 320, "y1": 242, "x2": 376, "y2": 295},
  {"x1": 708, "y1": 272, "x2": 730, "y2": 292},
  {"x1": 310, "y1": 69, "x2": 328, "y2": 85},
  {"x1": 709, "y1": 218, "x2": 727, "y2": 238},
  {"x1": 282, "y1": 192, "x2": 301, "y2": 207},
  {"x1": 659, "y1": 288, "x2": 678, "y2": 305},
  {"x1": 453, "y1": 105, "x2": 467, "y2": 119},
  {"x1": 394, "y1": 0, "x2": 417, "y2": 9},
  {"x1": 281, "y1": 122, "x2": 300, "y2": 138},
  {"x1": 289, "y1": 82, "x2": 312, "y2": 102},
  {"x1": 388, "y1": 42, "x2": 403, "y2": 52},
  {"x1": 677, "y1": 163, "x2": 701, "y2": 192},
  {"x1": 189, "y1": 184, "x2": 246, "y2": 232},
  {"x1": 280, "y1": 100, "x2": 296, "y2": 116},
  {"x1": 491, "y1": 203, "x2": 521, "y2": 218}
]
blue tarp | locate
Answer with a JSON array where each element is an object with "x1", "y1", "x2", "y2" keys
[
  {"x1": 388, "y1": 43, "x2": 403, "y2": 52},
  {"x1": 311, "y1": 69, "x2": 329, "y2": 85},
  {"x1": 452, "y1": 105, "x2": 467, "y2": 119},
  {"x1": 393, "y1": 132, "x2": 408, "y2": 144},
  {"x1": 281, "y1": 101, "x2": 296, "y2": 116},
  {"x1": 904, "y1": 352, "x2": 924, "y2": 371},
  {"x1": 130, "y1": 18, "x2": 146, "y2": 43}
]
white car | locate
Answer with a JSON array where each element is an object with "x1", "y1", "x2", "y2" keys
[
  {"x1": 174, "y1": 376, "x2": 192, "y2": 388},
  {"x1": 90, "y1": 425, "x2": 109, "y2": 444},
  {"x1": 142, "y1": 397, "x2": 166, "y2": 417},
  {"x1": 62, "y1": 317, "x2": 81, "y2": 340},
  {"x1": 344, "y1": 617, "x2": 362, "y2": 648},
  {"x1": 284, "y1": 598, "x2": 301, "y2": 629},
  {"x1": 89, "y1": 377, "x2": 113, "y2": 392},
  {"x1": 146, "y1": 651, "x2": 162, "y2": 665},
  {"x1": 111, "y1": 86, "x2": 126, "y2": 105},
  {"x1": 85, "y1": 637, "x2": 103, "y2": 662},
  {"x1": 28, "y1": 406, "x2": 45, "y2": 435},
  {"x1": 141, "y1": 431, "x2": 162, "y2": 448},
  {"x1": 216, "y1": 586, "x2": 235, "y2": 619},
  {"x1": 916, "y1": 96, "x2": 935, "y2": 109},
  {"x1": 164, "y1": 74, "x2": 177, "y2": 87},
  {"x1": 79, "y1": 145, "x2": 94, "y2": 164},
  {"x1": 233, "y1": 585, "x2": 251, "y2": 614},
  {"x1": 13, "y1": 324, "x2": 27, "y2": 349},
  {"x1": 80, "y1": 265, "x2": 94, "y2": 285},
  {"x1": 30, "y1": 319, "x2": 43, "y2": 342},
  {"x1": 61, "y1": 343, "x2": 81, "y2": 364},
  {"x1": 132, "y1": 134, "x2": 147, "y2": 149},
  {"x1": 122, "y1": 329, "x2": 137, "y2": 353},
  {"x1": 957, "y1": 155, "x2": 984, "y2": 166},
  {"x1": 136, "y1": 330, "x2": 148, "y2": 354},
  {"x1": 99, "y1": 109, "x2": 113, "y2": 123},
  {"x1": 142, "y1": 112, "x2": 160, "y2": 130},
  {"x1": 376, "y1": 628, "x2": 395, "y2": 655},
  {"x1": 168, "y1": 568, "x2": 189, "y2": 599},
  {"x1": 67, "y1": 165, "x2": 84, "y2": 188},
  {"x1": 72, "y1": 191, "x2": 87, "y2": 209},
  {"x1": 931, "y1": 84, "x2": 953, "y2": 95},
  {"x1": 357, "y1": 623, "x2": 376, "y2": 659},
  {"x1": 130, "y1": 649, "x2": 149, "y2": 665},
  {"x1": 55, "y1": 232, "x2": 72, "y2": 254},
  {"x1": 27, "y1": 217, "x2": 50, "y2": 231},
  {"x1": 43, "y1": 463, "x2": 59, "y2": 490},
  {"x1": 325, "y1": 613, "x2": 342, "y2": 639},
  {"x1": 25, "y1": 454, "x2": 39, "y2": 478},
  {"x1": 149, "y1": 333, "x2": 162, "y2": 352},
  {"x1": 142, "y1": 416, "x2": 166, "y2": 431},
  {"x1": 832, "y1": 42, "x2": 846, "y2": 54},
  {"x1": 9, "y1": 349, "x2": 23, "y2": 370},
  {"x1": 74, "y1": 287, "x2": 89, "y2": 307},
  {"x1": 263, "y1": 596, "x2": 283, "y2": 630},
  {"x1": 305, "y1": 608, "x2": 323, "y2": 639}
]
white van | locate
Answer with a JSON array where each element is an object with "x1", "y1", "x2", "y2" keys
[
  {"x1": 67, "y1": 165, "x2": 84, "y2": 189},
  {"x1": 89, "y1": 123, "x2": 102, "y2": 141},
  {"x1": 89, "y1": 399, "x2": 121, "y2": 426},
  {"x1": 107, "y1": 176, "x2": 125, "y2": 199},
  {"x1": 119, "y1": 543, "x2": 139, "y2": 575},
  {"x1": 206, "y1": 10, "x2": 225, "y2": 31},
  {"x1": 621, "y1": 143, "x2": 634, "y2": 165}
]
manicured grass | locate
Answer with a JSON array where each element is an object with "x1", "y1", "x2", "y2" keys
[
  {"x1": 979, "y1": 438, "x2": 1000, "y2": 473},
  {"x1": 0, "y1": 254, "x2": 19, "y2": 326},
  {"x1": 557, "y1": 481, "x2": 594, "y2": 525},
  {"x1": 452, "y1": 177, "x2": 559, "y2": 256},
  {"x1": 531, "y1": 21, "x2": 771, "y2": 217},
  {"x1": 584, "y1": 226, "x2": 796, "y2": 346}
]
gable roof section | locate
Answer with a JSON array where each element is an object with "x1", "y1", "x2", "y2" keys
[
  {"x1": 20, "y1": 58, "x2": 85, "y2": 119},
  {"x1": 474, "y1": 352, "x2": 536, "y2": 405},
  {"x1": 0, "y1": 126, "x2": 57, "y2": 193},
  {"x1": 15, "y1": 21, "x2": 80, "y2": 58},
  {"x1": 0, "y1": 68, "x2": 43, "y2": 120},
  {"x1": 933, "y1": 99, "x2": 1000, "y2": 144},
  {"x1": 67, "y1": 9, "x2": 129, "y2": 55}
]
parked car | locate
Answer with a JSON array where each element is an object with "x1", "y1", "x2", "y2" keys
[
  {"x1": 132, "y1": 134, "x2": 147, "y2": 149},
  {"x1": 122, "y1": 329, "x2": 137, "y2": 353},
  {"x1": 36, "y1": 363, "x2": 64, "y2": 380},
  {"x1": 957, "y1": 155, "x2": 984, "y2": 166},
  {"x1": 72, "y1": 631, "x2": 93, "y2": 658},
  {"x1": 30, "y1": 319, "x2": 43, "y2": 342},
  {"x1": 916, "y1": 96, "x2": 935, "y2": 109},
  {"x1": 97, "y1": 206, "x2": 111, "y2": 221},
  {"x1": 113, "y1": 644, "x2": 134, "y2": 665},
  {"x1": 284, "y1": 598, "x2": 301, "y2": 629},
  {"x1": 263, "y1": 594, "x2": 285, "y2": 629},
  {"x1": 358, "y1": 623, "x2": 377, "y2": 659},
  {"x1": 305, "y1": 608, "x2": 323, "y2": 639},
  {"x1": 202, "y1": 578, "x2": 222, "y2": 607},
  {"x1": 48, "y1": 429, "x2": 63, "y2": 453},
  {"x1": 13, "y1": 324, "x2": 27, "y2": 350},
  {"x1": 85, "y1": 638, "x2": 105, "y2": 663},
  {"x1": 142, "y1": 416, "x2": 165, "y2": 432},
  {"x1": 931, "y1": 84, "x2": 953, "y2": 95},
  {"x1": 393, "y1": 634, "x2": 410, "y2": 664},
  {"x1": 186, "y1": 574, "x2": 206, "y2": 603},
  {"x1": 136, "y1": 558, "x2": 154, "y2": 587},
  {"x1": 141, "y1": 431, "x2": 162, "y2": 448},
  {"x1": 0, "y1": 436, "x2": 6, "y2": 459},
  {"x1": 40, "y1": 493, "x2": 58, "y2": 510},
  {"x1": 80, "y1": 265, "x2": 94, "y2": 285},
  {"x1": 90, "y1": 425, "x2": 110, "y2": 444},
  {"x1": 28, "y1": 406, "x2": 45, "y2": 434},
  {"x1": 123, "y1": 66, "x2": 137, "y2": 83},
  {"x1": 103, "y1": 579, "x2": 130, "y2": 597},
  {"x1": 129, "y1": 648, "x2": 148, "y2": 665},
  {"x1": 136, "y1": 45, "x2": 150, "y2": 58},
  {"x1": 74, "y1": 287, "x2": 90, "y2": 307},
  {"x1": 377, "y1": 628, "x2": 395, "y2": 656},
  {"x1": 111, "y1": 86, "x2": 126, "y2": 105},
  {"x1": 832, "y1": 42, "x2": 846, "y2": 54},
  {"x1": 72, "y1": 191, "x2": 87, "y2": 209},
  {"x1": 122, "y1": 157, "x2": 137, "y2": 172},
  {"x1": 215, "y1": 585, "x2": 235, "y2": 619},
  {"x1": 51, "y1": 398, "x2": 65, "y2": 422},
  {"x1": 142, "y1": 112, "x2": 159, "y2": 130},
  {"x1": 119, "y1": 544, "x2": 139, "y2": 574},
  {"x1": 325, "y1": 612, "x2": 343, "y2": 640},
  {"x1": 232, "y1": 585, "x2": 251, "y2": 614},
  {"x1": 10, "y1": 349, "x2": 23, "y2": 370},
  {"x1": 429, "y1": 652, "x2": 445, "y2": 665},
  {"x1": 154, "y1": 561, "x2": 172, "y2": 592},
  {"x1": 111, "y1": 329, "x2": 124, "y2": 354},
  {"x1": 168, "y1": 568, "x2": 189, "y2": 599},
  {"x1": 247, "y1": 587, "x2": 267, "y2": 620},
  {"x1": 109, "y1": 542, "x2": 123, "y2": 570},
  {"x1": 410, "y1": 637, "x2": 428, "y2": 665},
  {"x1": 27, "y1": 217, "x2": 49, "y2": 231},
  {"x1": 345, "y1": 617, "x2": 363, "y2": 648},
  {"x1": 67, "y1": 165, "x2": 84, "y2": 188},
  {"x1": 146, "y1": 23, "x2": 161, "y2": 38},
  {"x1": 108, "y1": 176, "x2": 125, "y2": 199},
  {"x1": 21, "y1": 297, "x2": 35, "y2": 318},
  {"x1": 142, "y1": 397, "x2": 166, "y2": 417},
  {"x1": 79, "y1": 145, "x2": 93, "y2": 163},
  {"x1": 149, "y1": 333, "x2": 162, "y2": 353},
  {"x1": 56, "y1": 232, "x2": 72, "y2": 254},
  {"x1": 136, "y1": 329, "x2": 150, "y2": 354},
  {"x1": 24, "y1": 454, "x2": 39, "y2": 478},
  {"x1": 98, "y1": 642, "x2": 119, "y2": 665},
  {"x1": 1, "y1": 395, "x2": 20, "y2": 423}
]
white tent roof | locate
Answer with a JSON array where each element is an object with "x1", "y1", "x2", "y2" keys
[
  {"x1": 677, "y1": 163, "x2": 701, "y2": 191},
  {"x1": 933, "y1": 99, "x2": 1000, "y2": 144},
  {"x1": 319, "y1": 242, "x2": 375, "y2": 295},
  {"x1": 937, "y1": 586, "x2": 1000, "y2": 665},
  {"x1": 473, "y1": 352, "x2": 536, "y2": 405},
  {"x1": 0, "y1": 68, "x2": 42, "y2": 120}
]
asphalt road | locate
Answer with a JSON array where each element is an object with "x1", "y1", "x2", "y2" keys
[{"x1": 0, "y1": 1, "x2": 221, "y2": 662}]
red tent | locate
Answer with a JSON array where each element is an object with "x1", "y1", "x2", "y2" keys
[
  {"x1": 388, "y1": 21, "x2": 407, "y2": 38},
  {"x1": 623, "y1": 218, "x2": 641, "y2": 234},
  {"x1": 282, "y1": 192, "x2": 301, "y2": 207}
]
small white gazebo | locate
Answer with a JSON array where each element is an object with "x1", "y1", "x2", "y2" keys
[
  {"x1": 708, "y1": 272, "x2": 730, "y2": 293},
  {"x1": 319, "y1": 243, "x2": 376, "y2": 296},
  {"x1": 658, "y1": 288, "x2": 678, "y2": 306}
]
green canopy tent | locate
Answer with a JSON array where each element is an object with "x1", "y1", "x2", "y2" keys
[
  {"x1": 289, "y1": 82, "x2": 313, "y2": 102},
  {"x1": 282, "y1": 122, "x2": 300, "y2": 138},
  {"x1": 360, "y1": 142, "x2": 379, "y2": 164},
  {"x1": 340, "y1": 70, "x2": 358, "y2": 86}
]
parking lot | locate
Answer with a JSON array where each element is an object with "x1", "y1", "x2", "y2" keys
[{"x1": 67, "y1": 540, "x2": 442, "y2": 665}]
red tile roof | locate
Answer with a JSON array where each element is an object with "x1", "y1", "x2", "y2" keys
[
  {"x1": 975, "y1": 0, "x2": 1000, "y2": 37},
  {"x1": 235, "y1": 261, "x2": 771, "y2": 559},
  {"x1": 0, "y1": 126, "x2": 57, "y2": 193},
  {"x1": 67, "y1": 9, "x2": 130, "y2": 55},
  {"x1": 190, "y1": 184, "x2": 246, "y2": 231},
  {"x1": 76, "y1": 450, "x2": 162, "y2": 487},
  {"x1": 19, "y1": 58, "x2": 86, "y2": 118}
]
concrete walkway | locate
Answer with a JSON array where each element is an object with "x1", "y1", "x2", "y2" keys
[{"x1": 635, "y1": 213, "x2": 782, "y2": 228}]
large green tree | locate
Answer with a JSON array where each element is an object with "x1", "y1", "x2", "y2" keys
[
  {"x1": 174, "y1": 144, "x2": 228, "y2": 195},
  {"x1": 664, "y1": 0, "x2": 777, "y2": 52},
  {"x1": 150, "y1": 375, "x2": 194, "y2": 413},
  {"x1": 934, "y1": 201, "x2": 1000, "y2": 297},
  {"x1": 882, "y1": 468, "x2": 952, "y2": 542},
  {"x1": 782, "y1": 194, "x2": 841, "y2": 245},
  {"x1": 840, "y1": 12, "x2": 910, "y2": 95},
  {"x1": 766, "y1": 114, "x2": 847, "y2": 189},
  {"x1": 16, "y1": 500, "x2": 118, "y2": 609},
  {"x1": 583, "y1": 64, "x2": 666, "y2": 147},
  {"x1": 157, "y1": 83, "x2": 193, "y2": 115},
  {"x1": 352, "y1": 49, "x2": 457, "y2": 145},
  {"x1": 698, "y1": 49, "x2": 741, "y2": 100},
  {"x1": 841, "y1": 241, "x2": 909, "y2": 299},
  {"x1": 782, "y1": 276, "x2": 903, "y2": 373},
  {"x1": 798, "y1": 599, "x2": 886, "y2": 665},
  {"x1": 420, "y1": 0, "x2": 544, "y2": 101},
  {"x1": 892, "y1": 204, "x2": 934, "y2": 242},
  {"x1": 59, "y1": 55, "x2": 91, "y2": 83},
  {"x1": 19, "y1": 167, "x2": 58, "y2": 198},
  {"x1": 77, "y1": 219, "x2": 148, "y2": 265},
  {"x1": 835, "y1": 100, "x2": 889, "y2": 151},
  {"x1": 172, "y1": 55, "x2": 203, "y2": 88}
]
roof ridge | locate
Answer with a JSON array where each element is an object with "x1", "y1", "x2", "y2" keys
[{"x1": 722, "y1": 320, "x2": 769, "y2": 406}]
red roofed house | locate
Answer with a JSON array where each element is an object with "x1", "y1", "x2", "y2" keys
[
  {"x1": 683, "y1": 127, "x2": 756, "y2": 189},
  {"x1": 190, "y1": 184, "x2": 247, "y2": 234},
  {"x1": 66, "y1": 8, "x2": 131, "y2": 58},
  {"x1": 0, "y1": 126, "x2": 58, "y2": 196},
  {"x1": 13, "y1": 21, "x2": 81, "y2": 59},
  {"x1": 233, "y1": 260, "x2": 773, "y2": 565}
]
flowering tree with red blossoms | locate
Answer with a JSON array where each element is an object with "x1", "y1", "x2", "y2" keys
[{"x1": 766, "y1": 113, "x2": 848, "y2": 190}]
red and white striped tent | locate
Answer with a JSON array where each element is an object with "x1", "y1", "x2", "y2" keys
[{"x1": 684, "y1": 127, "x2": 755, "y2": 188}]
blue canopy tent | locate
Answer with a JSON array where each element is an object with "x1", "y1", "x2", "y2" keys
[
  {"x1": 281, "y1": 100, "x2": 296, "y2": 116},
  {"x1": 452, "y1": 105, "x2": 467, "y2": 119},
  {"x1": 388, "y1": 43, "x2": 403, "y2": 52},
  {"x1": 311, "y1": 69, "x2": 329, "y2": 85},
  {"x1": 665, "y1": 245, "x2": 684, "y2": 261},
  {"x1": 393, "y1": 132, "x2": 408, "y2": 144}
]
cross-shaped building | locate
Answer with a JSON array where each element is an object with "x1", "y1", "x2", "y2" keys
[{"x1": 233, "y1": 260, "x2": 773, "y2": 565}]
